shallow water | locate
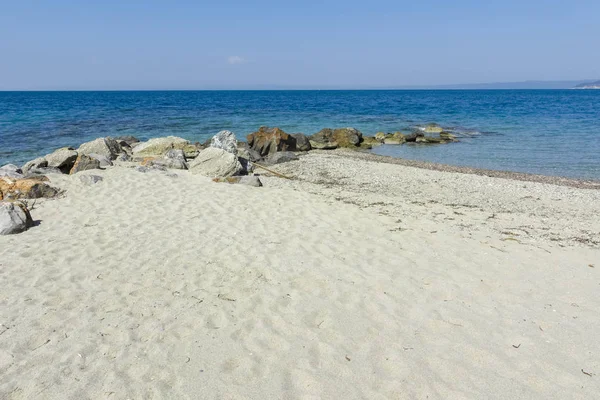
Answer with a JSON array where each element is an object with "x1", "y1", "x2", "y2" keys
[{"x1": 0, "y1": 90, "x2": 599, "y2": 179}]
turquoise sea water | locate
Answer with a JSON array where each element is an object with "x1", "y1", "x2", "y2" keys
[{"x1": 0, "y1": 90, "x2": 599, "y2": 180}]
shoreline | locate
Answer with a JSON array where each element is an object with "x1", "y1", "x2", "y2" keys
[{"x1": 354, "y1": 149, "x2": 600, "y2": 190}]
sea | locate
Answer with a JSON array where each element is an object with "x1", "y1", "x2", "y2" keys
[{"x1": 1, "y1": 90, "x2": 599, "y2": 180}]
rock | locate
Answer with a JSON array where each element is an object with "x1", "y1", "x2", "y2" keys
[
  {"x1": 22, "y1": 157, "x2": 48, "y2": 173},
  {"x1": 210, "y1": 130, "x2": 238, "y2": 155},
  {"x1": 183, "y1": 144, "x2": 202, "y2": 159},
  {"x1": 384, "y1": 132, "x2": 406, "y2": 145},
  {"x1": 237, "y1": 157, "x2": 253, "y2": 174},
  {"x1": 310, "y1": 129, "x2": 338, "y2": 149},
  {"x1": 77, "y1": 137, "x2": 122, "y2": 160},
  {"x1": 362, "y1": 136, "x2": 383, "y2": 148},
  {"x1": 165, "y1": 149, "x2": 186, "y2": 161},
  {"x1": 310, "y1": 127, "x2": 363, "y2": 149},
  {"x1": 237, "y1": 143, "x2": 262, "y2": 162},
  {"x1": 116, "y1": 153, "x2": 131, "y2": 162},
  {"x1": 151, "y1": 158, "x2": 188, "y2": 170},
  {"x1": 0, "y1": 202, "x2": 33, "y2": 235},
  {"x1": 114, "y1": 135, "x2": 140, "y2": 146},
  {"x1": 87, "y1": 153, "x2": 113, "y2": 167},
  {"x1": 79, "y1": 175, "x2": 104, "y2": 185},
  {"x1": 188, "y1": 147, "x2": 243, "y2": 178},
  {"x1": 404, "y1": 132, "x2": 418, "y2": 142},
  {"x1": 212, "y1": 176, "x2": 263, "y2": 187},
  {"x1": 423, "y1": 136, "x2": 447, "y2": 144},
  {"x1": 25, "y1": 167, "x2": 63, "y2": 177},
  {"x1": 45, "y1": 147, "x2": 78, "y2": 173},
  {"x1": 374, "y1": 132, "x2": 386, "y2": 142},
  {"x1": 70, "y1": 154, "x2": 101, "y2": 174},
  {"x1": 247, "y1": 127, "x2": 297, "y2": 156},
  {"x1": 440, "y1": 131, "x2": 457, "y2": 140},
  {"x1": 422, "y1": 123, "x2": 443, "y2": 133},
  {"x1": 265, "y1": 151, "x2": 299, "y2": 165},
  {"x1": 0, "y1": 178, "x2": 59, "y2": 201},
  {"x1": 291, "y1": 133, "x2": 312, "y2": 151},
  {"x1": 132, "y1": 136, "x2": 191, "y2": 157},
  {"x1": 0, "y1": 164, "x2": 24, "y2": 179}
]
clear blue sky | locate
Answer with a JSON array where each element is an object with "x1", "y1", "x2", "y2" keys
[{"x1": 1, "y1": 0, "x2": 599, "y2": 90}]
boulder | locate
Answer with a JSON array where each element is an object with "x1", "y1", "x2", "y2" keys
[
  {"x1": 188, "y1": 147, "x2": 243, "y2": 178},
  {"x1": 165, "y1": 149, "x2": 186, "y2": 161},
  {"x1": 422, "y1": 123, "x2": 443, "y2": 133},
  {"x1": 310, "y1": 127, "x2": 363, "y2": 149},
  {"x1": 247, "y1": 127, "x2": 297, "y2": 156},
  {"x1": 310, "y1": 129, "x2": 338, "y2": 149},
  {"x1": 374, "y1": 132, "x2": 386, "y2": 142},
  {"x1": 237, "y1": 143, "x2": 262, "y2": 162},
  {"x1": 362, "y1": 136, "x2": 383, "y2": 147},
  {"x1": 0, "y1": 164, "x2": 24, "y2": 179},
  {"x1": 149, "y1": 158, "x2": 188, "y2": 170},
  {"x1": 79, "y1": 175, "x2": 104, "y2": 185},
  {"x1": 404, "y1": 132, "x2": 418, "y2": 142},
  {"x1": 291, "y1": 133, "x2": 312, "y2": 151},
  {"x1": 210, "y1": 130, "x2": 238, "y2": 155},
  {"x1": 132, "y1": 136, "x2": 191, "y2": 157},
  {"x1": 384, "y1": 132, "x2": 406, "y2": 145},
  {"x1": 45, "y1": 147, "x2": 78, "y2": 173},
  {"x1": 77, "y1": 137, "x2": 122, "y2": 160},
  {"x1": 88, "y1": 153, "x2": 113, "y2": 167},
  {"x1": 183, "y1": 144, "x2": 202, "y2": 159},
  {"x1": 25, "y1": 167, "x2": 63, "y2": 177},
  {"x1": 0, "y1": 178, "x2": 59, "y2": 201},
  {"x1": 0, "y1": 202, "x2": 34, "y2": 235},
  {"x1": 440, "y1": 131, "x2": 457, "y2": 141},
  {"x1": 114, "y1": 135, "x2": 140, "y2": 146},
  {"x1": 265, "y1": 151, "x2": 299, "y2": 165},
  {"x1": 212, "y1": 176, "x2": 263, "y2": 187},
  {"x1": 69, "y1": 154, "x2": 101, "y2": 174},
  {"x1": 22, "y1": 157, "x2": 48, "y2": 173},
  {"x1": 116, "y1": 153, "x2": 132, "y2": 162}
]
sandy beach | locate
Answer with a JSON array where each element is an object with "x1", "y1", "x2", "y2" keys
[{"x1": 1, "y1": 150, "x2": 599, "y2": 399}]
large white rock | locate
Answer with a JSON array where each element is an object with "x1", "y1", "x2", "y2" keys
[
  {"x1": 210, "y1": 130, "x2": 238, "y2": 155},
  {"x1": 188, "y1": 147, "x2": 242, "y2": 178},
  {"x1": 78, "y1": 137, "x2": 122, "y2": 160},
  {"x1": 132, "y1": 136, "x2": 191, "y2": 157},
  {"x1": 0, "y1": 164, "x2": 23, "y2": 179},
  {"x1": 0, "y1": 202, "x2": 33, "y2": 235}
]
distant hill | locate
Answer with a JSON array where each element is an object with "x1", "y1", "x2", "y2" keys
[{"x1": 573, "y1": 81, "x2": 600, "y2": 89}]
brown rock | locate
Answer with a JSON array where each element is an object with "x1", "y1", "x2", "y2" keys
[
  {"x1": 246, "y1": 127, "x2": 297, "y2": 156},
  {"x1": 69, "y1": 154, "x2": 101, "y2": 174},
  {"x1": 0, "y1": 178, "x2": 59, "y2": 200}
]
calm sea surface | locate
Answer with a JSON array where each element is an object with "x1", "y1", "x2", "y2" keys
[{"x1": 0, "y1": 90, "x2": 599, "y2": 179}]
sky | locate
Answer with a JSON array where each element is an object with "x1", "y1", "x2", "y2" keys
[{"x1": 0, "y1": 0, "x2": 599, "y2": 90}]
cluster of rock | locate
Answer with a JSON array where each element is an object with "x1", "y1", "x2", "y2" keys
[{"x1": 1, "y1": 123, "x2": 457, "y2": 235}]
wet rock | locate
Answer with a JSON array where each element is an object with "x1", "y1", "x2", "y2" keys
[
  {"x1": 210, "y1": 130, "x2": 238, "y2": 155},
  {"x1": 0, "y1": 202, "x2": 34, "y2": 235},
  {"x1": 70, "y1": 154, "x2": 101, "y2": 174},
  {"x1": 265, "y1": 151, "x2": 299, "y2": 165},
  {"x1": 422, "y1": 123, "x2": 443, "y2": 133},
  {"x1": 310, "y1": 129, "x2": 338, "y2": 149},
  {"x1": 132, "y1": 136, "x2": 191, "y2": 157},
  {"x1": 212, "y1": 176, "x2": 263, "y2": 187},
  {"x1": 45, "y1": 147, "x2": 78, "y2": 173},
  {"x1": 247, "y1": 127, "x2": 297, "y2": 156},
  {"x1": 77, "y1": 137, "x2": 122, "y2": 160},
  {"x1": 440, "y1": 131, "x2": 457, "y2": 141},
  {"x1": 375, "y1": 132, "x2": 386, "y2": 142},
  {"x1": 384, "y1": 132, "x2": 406, "y2": 145},
  {"x1": 291, "y1": 133, "x2": 312, "y2": 151},
  {"x1": 79, "y1": 175, "x2": 104, "y2": 185},
  {"x1": 0, "y1": 178, "x2": 59, "y2": 200},
  {"x1": 188, "y1": 147, "x2": 243, "y2": 178}
]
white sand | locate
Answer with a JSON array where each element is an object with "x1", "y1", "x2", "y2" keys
[{"x1": 1, "y1": 154, "x2": 599, "y2": 399}]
